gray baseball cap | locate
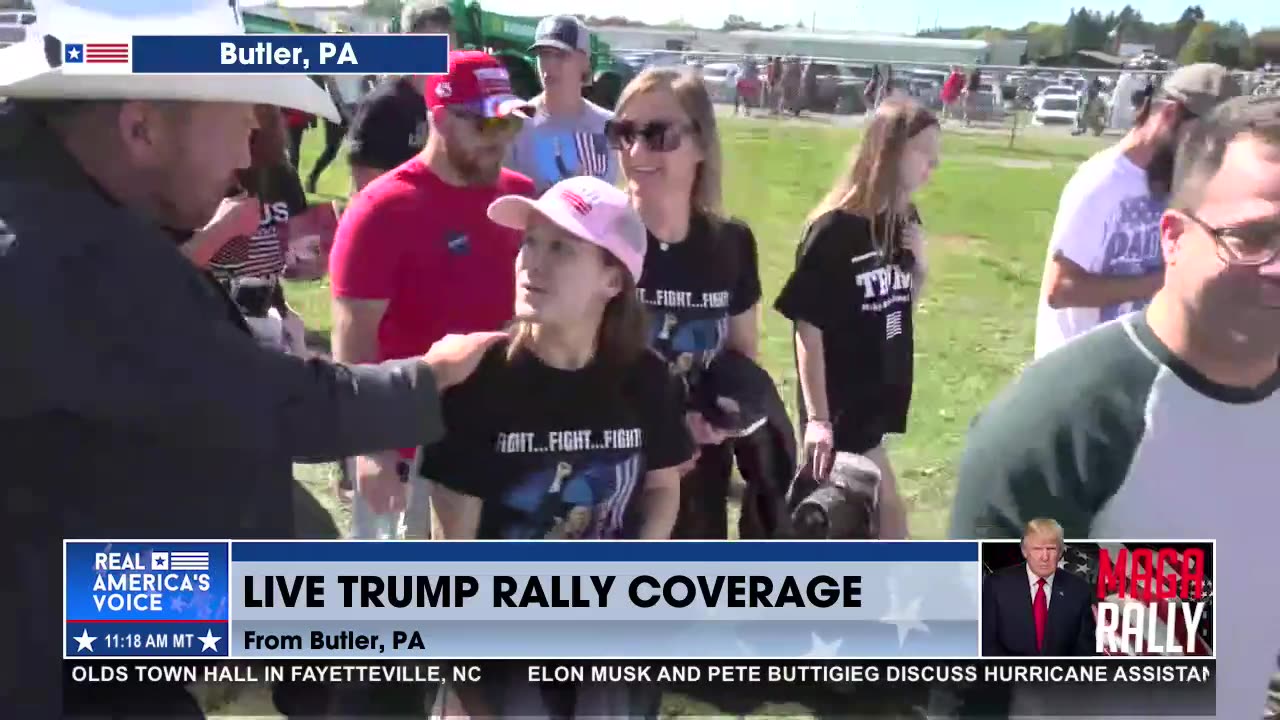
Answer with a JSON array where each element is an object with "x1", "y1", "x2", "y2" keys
[
  {"x1": 1158, "y1": 63, "x2": 1240, "y2": 117},
  {"x1": 530, "y1": 15, "x2": 591, "y2": 54}
]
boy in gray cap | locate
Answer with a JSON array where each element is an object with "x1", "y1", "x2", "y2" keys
[{"x1": 506, "y1": 14, "x2": 618, "y2": 193}]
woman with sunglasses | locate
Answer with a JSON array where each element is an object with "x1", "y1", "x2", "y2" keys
[
  {"x1": 606, "y1": 67, "x2": 763, "y2": 540},
  {"x1": 774, "y1": 97, "x2": 941, "y2": 540},
  {"x1": 419, "y1": 175, "x2": 692, "y2": 716}
]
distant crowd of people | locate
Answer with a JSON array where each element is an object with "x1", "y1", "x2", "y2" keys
[{"x1": 3, "y1": 0, "x2": 1280, "y2": 715}]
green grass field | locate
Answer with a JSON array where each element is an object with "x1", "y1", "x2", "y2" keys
[{"x1": 204, "y1": 118, "x2": 1111, "y2": 718}]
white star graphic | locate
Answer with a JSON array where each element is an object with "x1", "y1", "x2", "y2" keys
[
  {"x1": 958, "y1": 564, "x2": 980, "y2": 611},
  {"x1": 802, "y1": 632, "x2": 843, "y2": 658},
  {"x1": 198, "y1": 629, "x2": 221, "y2": 652},
  {"x1": 68, "y1": 48, "x2": 80, "y2": 60},
  {"x1": 74, "y1": 629, "x2": 97, "y2": 652},
  {"x1": 879, "y1": 577, "x2": 929, "y2": 648}
]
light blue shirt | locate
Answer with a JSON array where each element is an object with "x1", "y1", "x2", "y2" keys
[{"x1": 507, "y1": 95, "x2": 618, "y2": 194}]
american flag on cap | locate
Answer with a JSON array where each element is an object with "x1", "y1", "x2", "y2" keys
[{"x1": 560, "y1": 188, "x2": 592, "y2": 216}]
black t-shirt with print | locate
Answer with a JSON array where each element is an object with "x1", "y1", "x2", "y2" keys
[
  {"x1": 637, "y1": 214, "x2": 762, "y2": 390},
  {"x1": 774, "y1": 208, "x2": 918, "y2": 452},
  {"x1": 418, "y1": 339, "x2": 693, "y2": 540},
  {"x1": 347, "y1": 77, "x2": 428, "y2": 171}
]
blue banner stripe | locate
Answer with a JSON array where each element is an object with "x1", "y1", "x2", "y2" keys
[
  {"x1": 130, "y1": 35, "x2": 448, "y2": 75},
  {"x1": 231, "y1": 541, "x2": 976, "y2": 563}
]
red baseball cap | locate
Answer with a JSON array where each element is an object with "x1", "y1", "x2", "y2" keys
[{"x1": 424, "y1": 50, "x2": 533, "y2": 118}]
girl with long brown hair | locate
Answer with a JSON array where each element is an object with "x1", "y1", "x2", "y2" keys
[
  {"x1": 608, "y1": 66, "x2": 764, "y2": 540},
  {"x1": 775, "y1": 97, "x2": 941, "y2": 539}
]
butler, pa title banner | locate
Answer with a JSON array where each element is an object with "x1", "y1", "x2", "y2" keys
[
  {"x1": 57, "y1": 34, "x2": 449, "y2": 75},
  {"x1": 64, "y1": 541, "x2": 980, "y2": 660}
]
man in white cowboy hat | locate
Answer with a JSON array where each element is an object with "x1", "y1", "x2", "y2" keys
[{"x1": 0, "y1": 1, "x2": 502, "y2": 715}]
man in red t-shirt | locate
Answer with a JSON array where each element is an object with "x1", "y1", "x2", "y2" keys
[{"x1": 329, "y1": 50, "x2": 536, "y2": 539}]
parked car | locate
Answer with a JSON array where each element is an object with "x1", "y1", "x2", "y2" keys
[
  {"x1": 1033, "y1": 95, "x2": 1079, "y2": 127},
  {"x1": 699, "y1": 62, "x2": 740, "y2": 103},
  {"x1": 0, "y1": 9, "x2": 35, "y2": 49},
  {"x1": 1036, "y1": 84, "x2": 1079, "y2": 108},
  {"x1": 806, "y1": 62, "x2": 867, "y2": 114},
  {"x1": 968, "y1": 83, "x2": 1006, "y2": 121}
]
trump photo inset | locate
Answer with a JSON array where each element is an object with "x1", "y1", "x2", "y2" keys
[{"x1": 980, "y1": 518, "x2": 1097, "y2": 657}]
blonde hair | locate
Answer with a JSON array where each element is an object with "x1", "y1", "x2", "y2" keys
[
  {"x1": 806, "y1": 97, "x2": 938, "y2": 255},
  {"x1": 1022, "y1": 518, "x2": 1065, "y2": 548},
  {"x1": 615, "y1": 67, "x2": 724, "y2": 219}
]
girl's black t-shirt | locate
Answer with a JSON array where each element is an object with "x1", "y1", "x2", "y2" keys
[
  {"x1": 774, "y1": 208, "x2": 919, "y2": 445},
  {"x1": 636, "y1": 213, "x2": 762, "y2": 388},
  {"x1": 418, "y1": 339, "x2": 693, "y2": 540}
]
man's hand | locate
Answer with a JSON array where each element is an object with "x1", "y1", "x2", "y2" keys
[
  {"x1": 356, "y1": 450, "x2": 403, "y2": 515},
  {"x1": 206, "y1": 194, "x2": 262, "y2": 239},
  {"x1": 422, "y1": 332, "x2": 508, "y2": 390}
]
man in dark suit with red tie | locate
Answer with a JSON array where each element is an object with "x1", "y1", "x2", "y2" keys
[{"x1": 982, "y1": 518, "x2": 1097, "y2": 656}]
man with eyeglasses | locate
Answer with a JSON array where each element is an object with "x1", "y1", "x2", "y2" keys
[
  {"x1": 950, "y1": 95, "x2": 1280, "y2": 718},
  {"x1": 1034, "y1": 63, "x2": 1239, "y2": 358},
  {"x1": 329, "y1": 50, "x2": 535, "y2": 542}
]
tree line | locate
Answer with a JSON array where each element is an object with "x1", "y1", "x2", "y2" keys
[{"x1": 919, "y1": 5, "x2": 1278, "y2": 68}]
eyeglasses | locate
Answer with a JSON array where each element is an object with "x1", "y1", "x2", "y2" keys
[
  {"x1": 604, "y1": 119, "x2": 698, "y2": 153},
  {"x1": 1182, "y1": 210, "x2": 1280, "y2": 267},
  {"x1": 448, "y1": 109, "x2": 522, "y2": 136}
]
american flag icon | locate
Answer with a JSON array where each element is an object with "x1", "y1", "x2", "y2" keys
[
  {"x1": 560, "y1": 189, "x2": 592, "y2": 216},
  {"x1": 574, "y1": 132, "x2": 612, "y2": 178},
  {"x1": 66, "y1": 43, "x2": 130, "y2": 64},
  {"x1": 168, "y1": 551, "x2": 210, "y2": 571},
  {"x1": 885, "y1": 310, "x2": 903, "y2": 339},
  {"x1": 1059, "y1": 543, "x2": 1214, "y2": 657}
]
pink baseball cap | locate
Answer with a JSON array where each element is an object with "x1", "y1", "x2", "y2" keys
[{"x1": 488, "y1": 176, "x2": 647, "y2": 283}]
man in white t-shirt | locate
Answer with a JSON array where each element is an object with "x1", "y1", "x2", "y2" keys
[
  {"x1": 1033, "y1": 63, "x2": 1239, "y2": 358},
  {"x1": 506, "y1": 15, "x2": 617, "y2": 194}
]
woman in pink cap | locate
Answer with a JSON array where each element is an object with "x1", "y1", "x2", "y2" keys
[
  {"x1": 414, "y1": 174, "x2": 693, "y2": 715},
  {"x1": 417, "y1": 173, "x2": 693, "y2": 543}
]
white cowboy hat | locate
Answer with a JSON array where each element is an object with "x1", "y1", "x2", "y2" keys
[{"x1": 0, "y1": 0, "x2": 340, "y2": 122}]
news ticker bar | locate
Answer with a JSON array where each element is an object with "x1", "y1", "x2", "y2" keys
[
  {"x1": 64, "y1": 659, "x2": 1217, "y2": 717},
  {"x1": 65, "y1": 540, "x2": 1215, "y2": 661},
  {"x1": 60, "y1": 35, "x2": 449, "y2": 75}
]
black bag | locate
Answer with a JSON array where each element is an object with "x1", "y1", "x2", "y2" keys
[{"x1": 783, "y1": 452, "x2": 881, "y2": 539}]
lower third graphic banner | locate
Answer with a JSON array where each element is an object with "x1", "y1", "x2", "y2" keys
[{"x1": 65, "y1": 541, "x2": 979, "y2": 660}]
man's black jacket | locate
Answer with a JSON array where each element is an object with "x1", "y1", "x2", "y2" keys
[{"x1": 0, "y1": 102, "x2": 445, "y2": 713}]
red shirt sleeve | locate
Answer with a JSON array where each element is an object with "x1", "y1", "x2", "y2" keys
[
  {"x1": 503, "y1": 170, "x2": 537, "y2": 199},
  {"x1": 328, "y1": 188, "x2": 406, "y2": 301}
]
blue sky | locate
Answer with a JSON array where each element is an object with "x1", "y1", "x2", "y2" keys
[{"x1": 485, "y1": 0, "x2": 1272, "y2": 35}]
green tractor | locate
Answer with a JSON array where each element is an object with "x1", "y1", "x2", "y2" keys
[{"x1": 395, "y1": 0, "x2": 635, "y2": 109}]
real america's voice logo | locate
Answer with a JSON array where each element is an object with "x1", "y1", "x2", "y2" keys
[
  {"x1": 65, "y1": 541, "x2": 231, "y2": 658},
  {"x1": 92, "y1": 548, "x2": 212, "y2": 611}
]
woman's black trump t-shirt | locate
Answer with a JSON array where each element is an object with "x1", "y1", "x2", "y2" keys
[
  {"x1": 418, "y1": 339, "x2": 693, "y2": 540},
  {"x1": 637, "y1": 213, "x2": 762, "y2": 384},
  {"x1": 774, "y1": 208, "x2": 919, "y2": 452}
]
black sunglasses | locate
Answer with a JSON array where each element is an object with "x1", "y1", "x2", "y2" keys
[
  {"x1": 604, "y1": 119, "x2": 698, "y2": 153},
  {"x1": 1182, "y1": 210, "x2": 1280, "y2": 267}
]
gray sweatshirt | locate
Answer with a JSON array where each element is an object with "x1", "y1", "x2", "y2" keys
[{"x1": 0, "y1": 102, "x2": 445, "y2": 713}]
